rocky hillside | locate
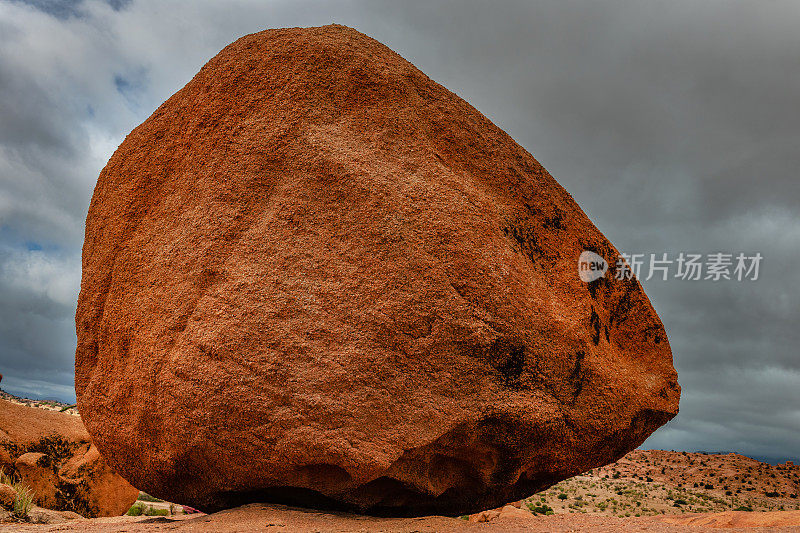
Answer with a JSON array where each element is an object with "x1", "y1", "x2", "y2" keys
[
  {"x1": 525, "y1": 449, "x2": 800, "y2": 517},
  {"x1": 0, "y1": 389, "x2": 78, "y2": 416}
]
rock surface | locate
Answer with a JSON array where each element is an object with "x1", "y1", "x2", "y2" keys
[
  {"x1": 662, "y1": 511, "x2": 800, "y2": 529},
  {"x1": 75, "y1": 24, "x2": 679, "y2": 515},
  {"x1": 0, "y1": 399, "x2": 138, "y2": 517},
  {"x1": 15, "y1": 453, "x2": 59, "y2": 509},
  {"x1": 0, "y1": 484, "x2": 14, "y2": 509}
]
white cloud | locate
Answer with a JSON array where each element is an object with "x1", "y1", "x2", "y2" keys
[{"x1": 0, "y1": 248, "x2": 80, "y2": 307}]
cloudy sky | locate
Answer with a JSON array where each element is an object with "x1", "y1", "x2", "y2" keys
[{"x1": 0, "y1": 0, "x2": 798, "y2": 463}]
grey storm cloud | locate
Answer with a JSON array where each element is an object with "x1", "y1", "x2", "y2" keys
[{"x1": 0, "y1": 0, "x2": 797, "y2": 462}]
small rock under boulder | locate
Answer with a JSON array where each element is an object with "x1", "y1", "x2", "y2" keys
[
  {"x1": 76, "y1": 24, "x2": 679, "y2": 516},
  {"x1": 15, "y1": 452, "x2": 59, "y2": 509},
  {"x1": 0, "y1": 483, "x2": 15, "y2": 509},
  {"x1": 0, "y1": 398, "x2": 139, "y2": 517}
]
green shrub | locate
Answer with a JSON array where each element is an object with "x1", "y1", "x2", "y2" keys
[
  {"x1": 126, "y1": 503, "x2": 145, "y2": 516},
  {"x1": 12, "y1": 483, "x2": 34, "y2": 520},
  {"x1": 558, "y1": 493, "x2": 568, "y2": 500},
  {"x1": 735, "y1": 505, "x2": 753, "y2": 512},
  {"x1": 145, "y1": 507, "x2": 168, "y2": 516},
  {"x1": 526, "y1": 502, "x2": 554, "y2": 515},
  {"x1": 138, "y1": 492, "x2": 163, "y2": 503},
  {"x1": 1, "y1": 470, "x2": 35, "y2": 521}
]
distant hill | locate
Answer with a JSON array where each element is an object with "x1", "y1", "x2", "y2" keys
[
  {"x1": 527, "y1": 449, "x2": 800, "y2": 517},
  {"x1": 0, "y1": 387, "x2": 79, "y2": 415},
  {"x1": 683, "y1": 449, "x2": 800, "y2": 466}
]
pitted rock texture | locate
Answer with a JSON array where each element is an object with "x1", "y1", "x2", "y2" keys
[
  {"x1": 75, "y1": 24, "x2": 679, "y2": 516},
  {"x1": 0, "y1": 399, "x2": 138, "y2": 517}
]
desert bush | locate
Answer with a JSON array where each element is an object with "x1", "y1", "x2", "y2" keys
[
  {"x1": 735, "y1": 505, "x2": 753, "y2": 511},
  {"x1": 145, "y1": 507, "x2": 168, "y2": 516},
  {"x1": 12, "y1": 484, "x2": 34, "y2": 520},
  {"x1": 126, "y1": 502, "x2": 145, "y2": 516},
  {"x1": 138, "y1": 492, "x2": 163, "y2": 503},
  {"x1": 26, "y1": 435, "x2": 76, "y2": 464},
  {"x1": 526, "y1": 502, "x2": 554, "y2": 515},
  {"x1": 1, "y1": 469, "x2": 34, "y2": 521}
]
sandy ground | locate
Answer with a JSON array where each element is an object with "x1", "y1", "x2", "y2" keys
[{"x1": 2, "y1": 504, "x2": 799, "y2": 533}]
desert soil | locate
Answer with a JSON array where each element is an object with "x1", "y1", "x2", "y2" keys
[
  {"x1": 535, "y1": 450, "x2": 799, "y2": 517},
  {"x1": 2, "y1": 503, "x2": 800, "y2": 532}
]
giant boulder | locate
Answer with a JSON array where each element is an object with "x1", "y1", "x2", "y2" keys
[{"x1": 75, "y1": 24, "x2": 679, "y2": 516}]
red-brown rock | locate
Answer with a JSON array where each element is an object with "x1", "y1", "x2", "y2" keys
[
  {"x1": 75, "y1": 24, "x2": 679, "y2": 516},
  {"x1": 15, "y1": 452, "x2": 59, "y2": 509},
  {"x1": 0, "y1": 399, "x2": 139, "y2": 517},
  {"x1": 0, "y1": 483, "x2": 15, "y2": 509}
]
